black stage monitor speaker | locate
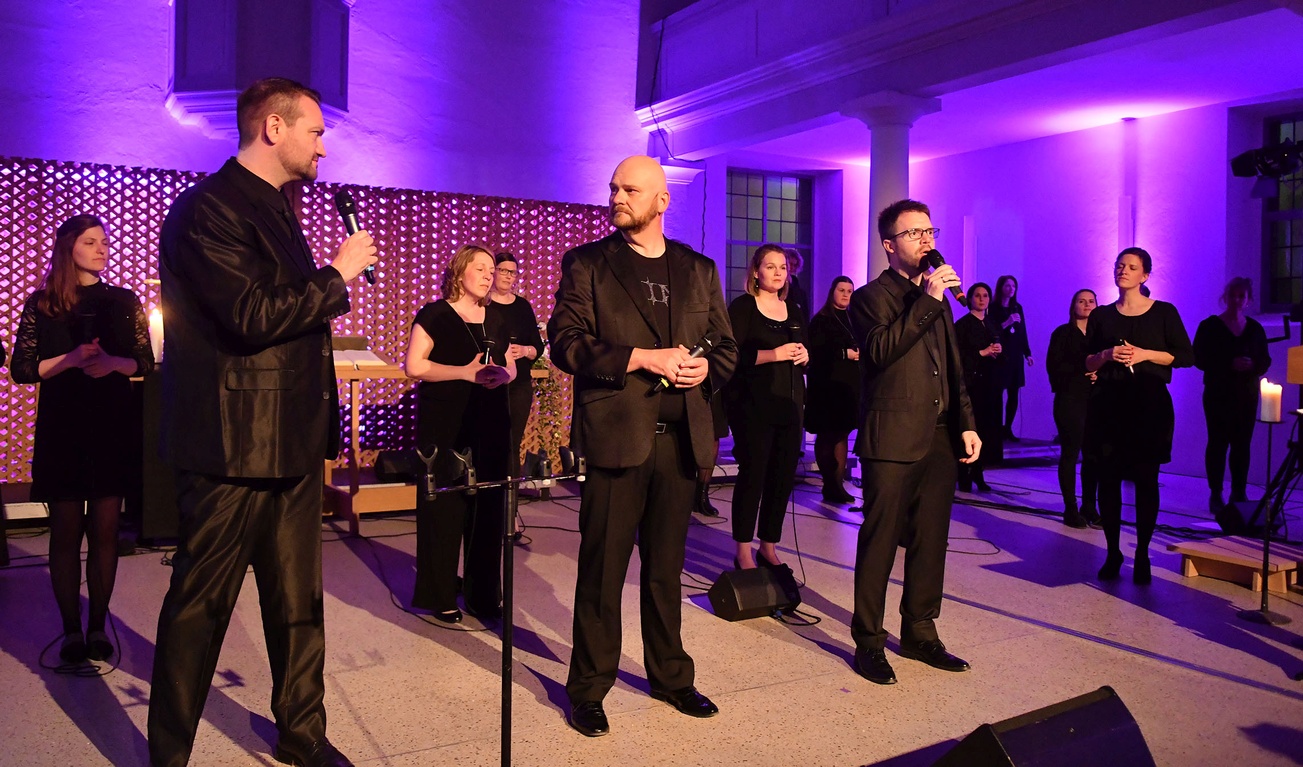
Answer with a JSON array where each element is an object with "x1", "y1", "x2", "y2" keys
[
  {"x1": 707, "y1": 566, "x2": 801, "y2": 621},
  {"x1": 933, "y1": 686, "x2": 1155, "y2": 767}
]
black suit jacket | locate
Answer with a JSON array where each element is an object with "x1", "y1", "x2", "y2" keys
[
  {"x1": 850, "y1": 269, "x2": 975, "y2": 463},
  {"x1": 548, "y1": 232, "x2": 737, "y2": 470},
  {"x1": 159, "y1": 158, "x2": 350, "y2": 478}
]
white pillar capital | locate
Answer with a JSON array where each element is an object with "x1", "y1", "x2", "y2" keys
[
  {"x1": 840, "y1": 91, "x2": 941, "y2": 129},
  {"x1": 661, "y1": 162, "x2": 705, "y2": 187}
]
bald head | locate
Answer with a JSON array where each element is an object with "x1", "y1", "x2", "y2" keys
[{"x1": 609, "y1": 155, "x2": 669, "y2": 235}]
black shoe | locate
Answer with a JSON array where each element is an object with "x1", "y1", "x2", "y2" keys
[
  {"x1": 1064, "y1": 509, "x2": 1088, "y2": 529},
  {"x1": 1080, "y1": 506, "x2": 1100, "y2": 526},
  {"x1": 853, "y1": 648, "x2": 897, "y2": 685},
  {"x1": 465, "y1": 603, "x2": 502, "y2": 621},
  {"x1": 85, "y1": 630, "x2": 114, "y2": 661},
  {"x1": 974, "y1": 478, "x2": 993, "y2": 492},
  {"x1": 433, "y1": 609, "x2": 463, "y2": 624},
  {"x1": 957, "y1": 481, "x2": 973, "y2": 493},
  {"x1": 898, "y1": 639, "x2": 970, "y2": 672},
  {"x1": 649, "y1": 686, "x2": 719, "y2": 718},
  {"x1": 568, "y1": 701, "x2": 610, "y2": 737},
  {"x1": 695, "y1": 482, "x2": 719, "y2": 517},
  {"x1": 1133, "y1": 556, "x2": 1152, "y2": 585},
  {"x1": 58, "y1": 632, "x2": 86, "y2": 664},
  {"x1": 756, "y1": 550, "x2": 787, "y2": 572},
  {"x1": 273, "y1": 738, "x2": 354, "y2": 767},
  {"x1": 1098, "y1": 551, "x2": 1124, "y2": 580},
  {"x1": 1005, "y1": 427, "x2": 1020, "y2": 442}
]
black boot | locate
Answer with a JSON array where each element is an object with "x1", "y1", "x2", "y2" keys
[{"x1": 694, "y1": 480, "x2": 718, "y2": 517}]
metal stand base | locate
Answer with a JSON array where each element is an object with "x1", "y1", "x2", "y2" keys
[{"x1": 1236, "y1": 608, "x2": 1292, "y2": 626}]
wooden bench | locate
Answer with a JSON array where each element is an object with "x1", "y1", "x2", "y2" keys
[{"x1": 1166, "y1": 536, "x2": 1303, "y2": 594}]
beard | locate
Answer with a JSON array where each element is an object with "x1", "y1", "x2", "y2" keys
[
  {"x1": 278, "y1": 143, "x2": 319, "y2": 182},
  {"x1": 610, "y1": 204, "x2": 657, "y2": 233}
]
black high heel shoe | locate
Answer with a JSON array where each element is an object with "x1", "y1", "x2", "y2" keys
[
  {"x1": 1097, "y1": 551, "x2": 1124, "y2": 580},
  {"x1": 433, "y1": 608, "x2": 463, "y2": 624},
  {"x1": 1132, "y1": 556, "x2": 1152, "y2": 585},
  {"x1": 59, "y1": 632, "x2": 87, "y2": 664}
]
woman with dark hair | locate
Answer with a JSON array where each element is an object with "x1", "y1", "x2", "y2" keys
[
  {"x1": 726, "y1": 243, "x2": 807, "y2": 570},
  {"x1": 1194, "y1": 277, "x2": 1271, "y2": 511},
  {"x1": 489, "y1": 251, "x2": 545, "y2": 474},
  {"x1": 404, "y1": 245, "x2": 521, "y2": 622},
  {"x1": 1046, "y1": 289, "x2": 1100, "y2": 528},
  {"x1": 990, "y1": 274, "x2": 1033, "y2": 441},
  {"x1": 1085, "y1": 247, "x2": 1193, "y2": 584},
  {"x1": 11, "y1": 214, "x2": 154, "y2": 663},
  {"x1": 806, "y1": 276, "x2": 860, "y2": 504},
  {"x1": 953, "y1": 282, "x2": 1002, "y2": 492}
]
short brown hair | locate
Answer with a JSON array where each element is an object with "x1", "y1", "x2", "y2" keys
[
  {"x1": 236, "y1": 77, "x2": 322, "y2": 149},
  {"x1": 746, "y1": 243, "x2": 790, "y2": 300},
  {"x1": 877, "y1": 199, "x2": 931, "y2": 242},
  {"x1": 441, "y1": 245, "x2": 494, "y2": 305},
  {"x1": 1221, "y1": 276, "x2": 1253, "y2": 305}
]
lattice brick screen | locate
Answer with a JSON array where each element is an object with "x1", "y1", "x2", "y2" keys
[{"x1": 1, "y1": 155, "x2": 610, "y2": 484}]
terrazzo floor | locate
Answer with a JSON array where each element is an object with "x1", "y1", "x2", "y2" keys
[{"x1": 2, "y1": 464, "x2": 1302, "y2": 766}]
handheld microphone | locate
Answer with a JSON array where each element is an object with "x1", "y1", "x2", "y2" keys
[
  {"x1": 333, "y1": 190, "x2": 376, "y2": 285},
  {"x1": 787, "y1": 321, "x2": 806, "y2": 365},
  {"x1": 923, "y1": 249, "x2": 966, "y2": 307},
  {"x1": 480, "y1": 338, "x2": 496, "y2": 366},
  {"x1": 653, "y1": 331, "x2": 720, "y2": 392},
  {"x1": 1120, "y1": 338, "x2": 1135, "y2": 374}
]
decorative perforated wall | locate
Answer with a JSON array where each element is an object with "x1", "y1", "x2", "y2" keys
[{"x1": 0, "y1": 156, "x2": 611, "y2": 484}]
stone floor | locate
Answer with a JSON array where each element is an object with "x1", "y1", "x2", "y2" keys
[{"x1": 2, "y1": 464, "x2": 1302, "y2": 766}]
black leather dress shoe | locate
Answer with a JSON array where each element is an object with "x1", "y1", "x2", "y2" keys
[
  {"x1": 650, "y1": 686, "x2": 719, "y2": 718},
  {"x1": 853, "y1": 648, "x2": 897, "y2": 685},
  {"x1": 568, "y1": 701, "x2": 610, "y2": 737},
  {"x1": 898, "y1": 639, "x2": 970, "y2": 672},
  {"x1": 273, "y1": 738, "x2": 354, "y2": 767}
]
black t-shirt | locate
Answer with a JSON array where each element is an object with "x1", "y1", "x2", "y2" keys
[{"x1": 625, "y1": 246, "x2": 685, "y2": 422}]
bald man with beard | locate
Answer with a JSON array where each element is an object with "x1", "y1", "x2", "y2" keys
[{"x1": 548, "y1": 155, "x2": 737, "y2": 737}]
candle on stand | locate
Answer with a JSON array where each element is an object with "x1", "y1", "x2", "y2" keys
[
  {"x1": 1259, "y1": 378, "x2": 1282, "y2": 423},
  {"x1": 149, "y1": 308, "x2": 164, "y2": 362}
]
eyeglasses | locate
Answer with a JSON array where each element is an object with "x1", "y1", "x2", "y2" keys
[
  {"x1": 887, "y1": 227, "x2": 940, "y2": 241},
  {"x1": 496, "y1": 268, "x2": 517, "y2": 276}
]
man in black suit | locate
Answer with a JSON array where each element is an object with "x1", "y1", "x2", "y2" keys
[
  {"x1": 847, "y1": 199, "x2": 979, "y2": 685},
  {"x1": 549, "y1": 155, "x2": 737, "y2": 737},
  {"x1": 148, "y1": 78, "x2": 376, "y2": 767}
]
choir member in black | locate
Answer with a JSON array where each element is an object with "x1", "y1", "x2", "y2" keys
[
  {"x1": 726, "y1": 243, "x2": 807, "y2": 570},
  {"x1": 783, "y1": 247, "x2": 810, "y2": 322},
  {"x1": 1085, "y1": 248, "x2": 1193, "y2": 584},
  {"x1": 11, "y1": 214, "x2": 154, "y2": 663},
  {"x1": 953, "y1": 283, "x2": 1002, "y2": 492},
  {"x1": 489, "y1": 251, "x2": 545, "y2": 474},
  {"x1": 404, "y1": 245, "x2": 521, "y2": 622},
  {"x1": 990, "y1": 275, "x2": 1033, "y2": 441},
  {"x1": 1193, "y1": 276, "x2": 1271, "y2": 511},
  {"x1": 1046, "y1": 289, "x2": 1100, "y2": 528},
  {"x1": 806, "y1": 276, "x2": 860, "y2": 504}
]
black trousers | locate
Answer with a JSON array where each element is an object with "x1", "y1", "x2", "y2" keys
[
  {"x1": 567, "y1": 427, "x2": 696, "y2": 703},
  {"x1": 413, "y1": 485, "x2": 504, "y2": 614},
  {"x1": 1203, "y1": 387, "x2": 1256, "y2": 497},
  {"x1": 149, "y1": 468, "x2": 325, "y2": 767},
  {"x1": 1053, "y1": 394, "x2": 1097, "y2": 512},
  {"x1": 729, "y1": 415, "x2": 801, "y2": 543},
  {"x1": 852, "y1": 427, "x2": 956, "y2": 652},
  {"x1": 507, "y1": 381, "x2": 534, "y2": 475}
]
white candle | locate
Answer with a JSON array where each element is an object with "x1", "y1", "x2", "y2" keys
[
  {"x1": 149, "y1": 308, "x2": 164, "y2": 363},
  {"x1": 1259, "y1": 378, "x2": 1282, "y2": 423}
]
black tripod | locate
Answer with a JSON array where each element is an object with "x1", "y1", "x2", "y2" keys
[
  {"x1": 1236, "y1": 417, "x2": 1297, "y2": 627},
  {"x1": 417, "y1": 445, "x2": 586, "y2": 767}
]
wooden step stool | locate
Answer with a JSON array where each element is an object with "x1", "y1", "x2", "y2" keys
[{"x1": 1166, "y1": 536, "x2": 1303, "y2": 593}]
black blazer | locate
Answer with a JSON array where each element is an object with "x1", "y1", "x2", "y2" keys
[
  {"x1": 159, "y1": 158, "x2": 351, "y2": 478},
  {"x1": 849, "y1": 269, "x2": 976, "y2": 463},
  {"x1": 548, "y1": 232, "x2": 737, "y2": 469}
]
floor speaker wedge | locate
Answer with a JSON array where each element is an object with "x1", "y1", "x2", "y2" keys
[{"x1": 707, "y1": 566, "x2": 800, "y2": 621}]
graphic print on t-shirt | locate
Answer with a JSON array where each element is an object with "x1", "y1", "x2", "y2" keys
[{"x1": 642, "y1": 278, "x2": 669, "y2": 306}]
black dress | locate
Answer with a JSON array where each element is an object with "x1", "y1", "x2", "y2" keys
[
  {"x1": 11, "y1": 282, "x2": 153, "y2": 502},
  {"x1": 989, "y1": 301, "x2": 1030, "y2": 389},
  {"x1": 804, "y1": 308, "x2": 860, "y2": 436},
  {"x1": 411, "y1": 300, "x2": 512, "y2": 614},
  {"x1": 954, "y1": 312, "x2": 1004, "y2": 466},
  {"x1": 1084, "y1": 301, "x2": 1194, "y2": 466},
  {"x1": 493, "y1": 294, "x2": 545, "y2": 472}
]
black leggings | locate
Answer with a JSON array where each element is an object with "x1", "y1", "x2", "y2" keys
[
  {"x1": 48, "y1": 497, "x2": 122, "y2": 635},
  {"x1": 1053, "y1": 395, "x2": 1097, "y2": 512},
  {"x1": 1003, "y1": 385, "x2": 1021, "y2": 430},
  {"x1": 1203, "y1": 388, "x2": 1256, "y2": 497},
  {"x1": 1097, "y1": 460, "x2": 1159, "y2": 559}
]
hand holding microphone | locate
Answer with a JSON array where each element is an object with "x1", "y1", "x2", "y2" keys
[
  {"x1": 923, "y1": 249, "x2": 967, "y2": 307},
  {"x1": 332, "y1": 191, "x2": 379, "y2": 284},
  {"x1": 653, "y1": 331, "x2": 719, "y2": 392}
]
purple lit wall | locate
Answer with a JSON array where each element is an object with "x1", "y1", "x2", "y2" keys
[
  {"x1": 912, "y1": 103, "x2": 1267, "y2": 478},
  {"x1": 0, "y1": 1, "x2": 646, "y2": 205}
]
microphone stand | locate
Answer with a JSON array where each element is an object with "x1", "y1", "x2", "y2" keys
[
  {"x1": 420, "y1": 447, "x2": 587, "y2": 767},
  {"x1": 1236, "y1": 415, "x2": 1295, "y2": 627}
]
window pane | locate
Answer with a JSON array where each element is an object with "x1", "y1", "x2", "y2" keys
[
  {"x1": 748, "y1": 175, "x2": 764, "y2": 196},
  {"x1": 730, "y1": 173, "x2": 746, "y2": 195},
  {"x1": 747, "y1": 196, "x2": 763, "y2": 219},
  {"x1": 782, "y1": 200, "x2": 797, "y2": 221},
  {"x1": 782, "y1": 223, "x2": 796, "y2": 243},
  {"x1": 731, "y1": 218, "x2": 747, "y2": 240},
  {"x1": 766, "y1": 177, "x2": 782, "y2": 198},
  {"x1": 748, "y1": 220, "x2": 763, "y2": 241},
  {"x1": 783, "y1": 178, "x2": 798, "y2": 199}
]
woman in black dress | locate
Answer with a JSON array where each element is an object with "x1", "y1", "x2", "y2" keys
[
  {"x1": 1085, "y1": 248, "x2": 1193, "y2": 584},
  {"x1": 1046, "y1": 288, "x2": 1100, "y2": 528},
  {"x1": 11, "y1": 214, "x2": 154, "y2": 663},
  {"x1": 805, "y1": 276, "x2": 859, "y2": 504},
  {"x1": 990, "y1": 275, "x2": 1033, "y2": 441},
  {"x1": 1193, "y1": 277, "x2": 1271, "y2": 511},
  {"x1": 953, "y1": 283, "x2": 1003, "y2": 492},
  {"x1": 489, "y1": 252, "x2": 545, "y2": 474},
  {"x1": 404, "y1": 245, "x2": 520, "y2": 623},
  {"x1": 726, "y1": 244, "x2": 807, "y2": 571}
]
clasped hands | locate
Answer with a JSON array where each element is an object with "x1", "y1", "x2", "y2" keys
[
  {"x1": 1106, "y1": 341, "x2": 1148, "y2": 367},
  {"x1": 67, "y1": 339, "x2": 129, "y2": 378},
  {"x1": 776, "y1": 342, "x2": 809, "y2": 366},
  {"x1": 646, "y1": 345, "x2": 710, "y2": 389}
]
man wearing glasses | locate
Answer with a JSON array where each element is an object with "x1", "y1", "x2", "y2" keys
[{"x1": 846, "y1": 199, "x2": 980, "y2": 685}]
